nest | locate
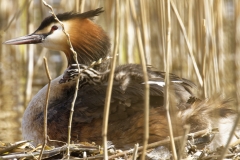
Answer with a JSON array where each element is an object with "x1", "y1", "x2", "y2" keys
[{"x1": 1, "y1": 128, "x2": 240, "y2": 160}]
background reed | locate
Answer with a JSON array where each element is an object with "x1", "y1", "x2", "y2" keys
[{"x1": 0, "y1": 0, "x2": 238, "y2": 149}]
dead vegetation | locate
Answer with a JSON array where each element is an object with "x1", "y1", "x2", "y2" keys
[{"x1": 0, "y1": 0, "x2": 240, "y2": 159}]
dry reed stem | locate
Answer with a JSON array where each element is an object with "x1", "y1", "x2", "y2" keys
[
  {"x1": 0, "y1": 2, "x2": 238, "y2": 158},
  {"x1": 132, "y1": 143, "x2": 139, "y2": 160},
  {"x1": 102, "y1": 1, "x2": 120, "y2": 159},
  {"x1": 80, "y1": 0, "x2": 85, "y2": 13},
  {"x1": 25, "y1": 5, "x2": 34, "y2": 110},
  {"x1": 108, "y1": 128, "x2": 216, "y2": 159},
  {"x1": 202, "y1": 154, "x2": 236, "y2": 160},
  {"x1": 0, "y1": 140, "x2": 30, "y2": 155},
  {"x1": 205, "y1": 0, "x2": 221, "y2": 95},
  {"x1": 46, "y1": 136, "x2": 66, "y2": 146},
  {"x1": 235, "y1": 0, "x2": 240, "y2": 131},
  {"x1": 75, "y1": 0, "x2": 79, "y2": 12},
  {"x1": 36, "y1": 3, "x2": 114, "y2": 159},
  {"x1": 41, "y1": 1, "x2": 81, "y2": 158},
  {"x1": 230, "y1": 137, "x2": 240, "y2": 147},
  {"x1": 202, "y1": 19, "x2": 207, "y2": 98},
  {"x1": 38, "y1": 57, "x2": 52, "y2": 160},
  {"x1": 129, "y1": 1, "x2": 150, "y2": 159},
  {"x1": 157, "y1": 0, "x2": 166, "y2": 70},
  {"x1": 218, "y1": 1, "x2": 240, "y2": 159},
  {"x1": 170, "y1": 0, "x2": 203, "y2": 87},
  {"x1": 165, "y1": 0, "x2": 177, "y2": 159},
  {"x1": 123, "y1": 0, "x2": 131, "y2": 63},
  {"x1": 177, "y1": 125, "x2": 190, "y2": 160},
  {"x1": 1, "y1": 0, "x2": 31, "y2": 34},
  {"x1": 216, "y1": 0, "x2": 224, "y2": 95},
  {"x1": 140, "y1": 0, "x2": 151, "y2": 64},
  {"x1": 0, "y1": 128, "x2": 227, "y2": 159},
  {"x1": 187, "y1": 0, "x2": 193, "y2": 78},
  {"x1": 0, "y1": 144, "x2": 99, "y2": 160}
]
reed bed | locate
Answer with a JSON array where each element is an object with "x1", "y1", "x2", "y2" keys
[{"x1": 0, "y1": 0, "x2": 239, "y2": 159}]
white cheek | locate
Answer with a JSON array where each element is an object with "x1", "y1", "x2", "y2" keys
[{"x1": 41, "y1": 30, "x2": 67, "y2": 51}]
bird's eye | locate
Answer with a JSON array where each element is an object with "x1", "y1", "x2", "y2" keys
[{"x1": 51, "y1": 25, "x2": 58, "y2": 31}]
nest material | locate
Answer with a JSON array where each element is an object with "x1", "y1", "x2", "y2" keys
[{"x1": 1, "y1": 128, "x2": 240, "y2": 160}]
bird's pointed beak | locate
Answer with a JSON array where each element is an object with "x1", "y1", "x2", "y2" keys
[{"x1": 3, "y1": 34, "x2": 44, "y2": 45}]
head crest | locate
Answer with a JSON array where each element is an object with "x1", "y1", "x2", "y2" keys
[{"x1": 36, "y1": 8, "x2": 104, "y2": 31}]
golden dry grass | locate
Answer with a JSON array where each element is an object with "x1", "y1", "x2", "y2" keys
[{"x1": 0, "y1": 0, "x2": 239, "y2": 159}]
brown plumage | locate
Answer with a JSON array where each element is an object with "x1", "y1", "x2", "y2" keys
[{"x1": 4, "y1": 8, "x2": 236, "y2": 150}]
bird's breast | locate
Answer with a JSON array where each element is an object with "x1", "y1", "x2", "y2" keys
[{"x1": 21, "y1": 75, "x2": 77, "y2": 145}]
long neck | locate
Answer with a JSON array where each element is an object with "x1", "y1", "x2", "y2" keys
[{"x1": 64, "y1": 19, "x2": 110, "y2": 71}]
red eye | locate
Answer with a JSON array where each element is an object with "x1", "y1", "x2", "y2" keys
[{"x1": 51, "y1": 25, "x2": 58, "y2": 31}]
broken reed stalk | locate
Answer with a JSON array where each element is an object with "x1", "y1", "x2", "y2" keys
[
  {"x1": 38, "y1": 57, "x2": 52, "y2": 160},
  {"x1": 132, "y1": 143, "x2": 139, "y2": 160},
  {"x1": 0, "y1": 140, "x2": 31, "y2": 155},
  {"x1": 0, "y1": 144, "x2": 99, "y2": 160},
  {"x1": 177, "y1": 125, "x2": 190, "y2": 160},
  {"x1": 41, "y1": 1, "x2": 81, "y2": 158},
  {"x1": 102, "y1": 1, "x2": 120, "y2": 159},
  {"x1": 165, "y1": 0, "x2": 177, "y2": 159},
  {"x1": 129, "y1": 1, "x2": 150, "y2": 159},
  {"x1": 170, "y1": 0, "x2": 203, "y2": 87},
  {"x1": 1, "y1": 128, "x2": 229, "y2": 160}
]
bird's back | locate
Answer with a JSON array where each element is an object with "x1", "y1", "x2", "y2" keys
[{"x1": 23, "y1": 64, "x2": 198, "y2": 148}]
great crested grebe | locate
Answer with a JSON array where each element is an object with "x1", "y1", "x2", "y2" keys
[{"x1": 4, "y1": 8, "x2": 236, "y2": 149}]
